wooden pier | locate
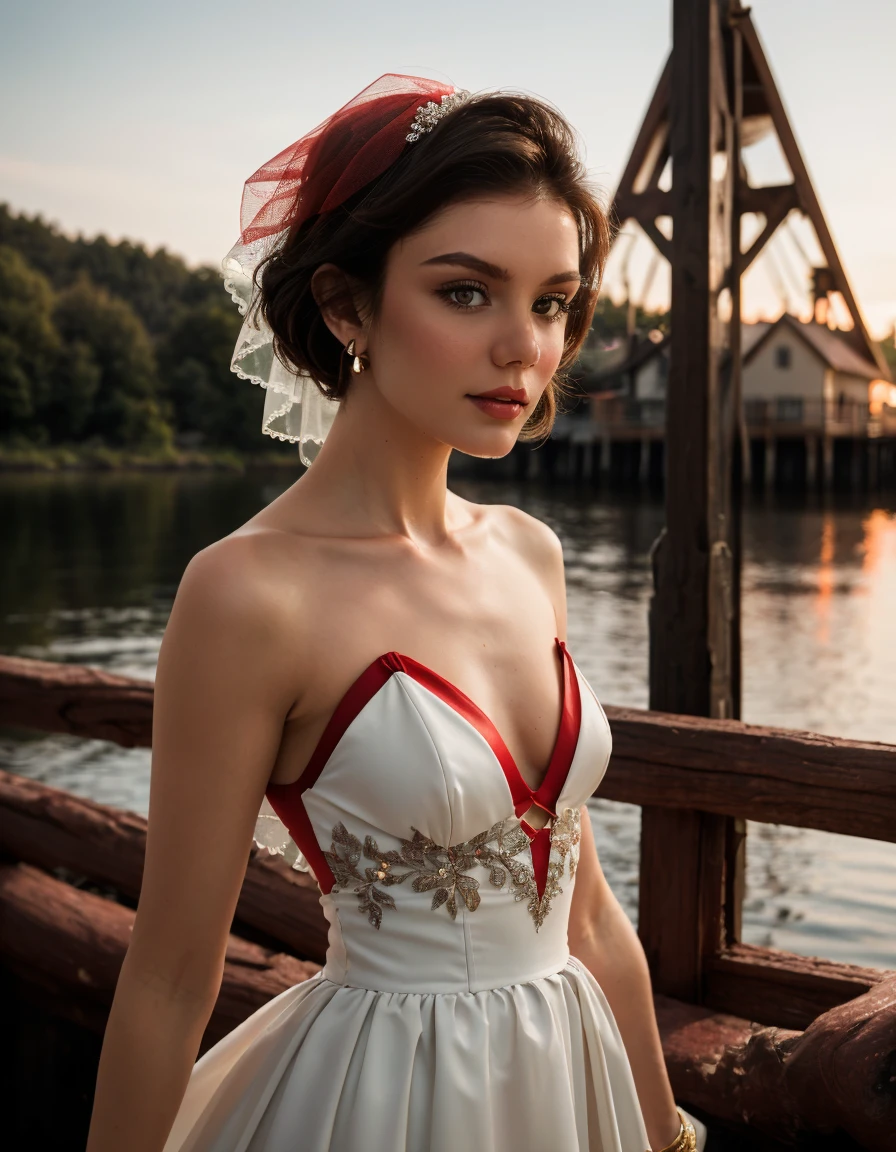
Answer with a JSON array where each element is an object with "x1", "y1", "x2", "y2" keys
[{"x1": 522, "y1": 404, "x2": 896, "y2": 495}]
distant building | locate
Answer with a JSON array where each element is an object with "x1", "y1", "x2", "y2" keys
[
  {"x1": 560, "y1": 315, "x2": 895, "y2": 489},
  {"x1": 742, "y1": 314, "x2": 881, "y2": 435},
  {"x1": 581, "y1": 315, "x2": 884, "y2": 439}
]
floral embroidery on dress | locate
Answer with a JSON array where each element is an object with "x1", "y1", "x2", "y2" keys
[
  {"x1": 323, "y1": 808, "x2": 581, "y2": 932},
  {"x1": 525, "y1": 806, "x2": 582, "y2": 930},
  {"x1": 550, "y1": 806, "x2": 581, "y2": 879}
]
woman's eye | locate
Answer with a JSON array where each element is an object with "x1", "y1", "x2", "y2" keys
[
  {"x1": 447, "y1": 285, "x2": 488, "y2": 308},
  {"x1": 532, "y1": 295, "x2": 569, "y2": 319}
]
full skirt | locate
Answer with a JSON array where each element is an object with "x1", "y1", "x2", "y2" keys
[{"x1": 164, "y1": 955, "x2": 651, "y2": 1152}]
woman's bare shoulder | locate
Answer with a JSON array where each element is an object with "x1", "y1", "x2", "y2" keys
[
  {"x1": 468, "y1": 499, "x2": 564, "y2": 570},
  {"x1": 162, "y1": 527, "x2": 321, "y2": 711},
  {"x1": 176, "y1": 529, "x2": 298, "y2": 626}
]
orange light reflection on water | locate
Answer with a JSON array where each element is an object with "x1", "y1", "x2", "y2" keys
[
  {"x1": 814, "y1": 514, "x2": 835, "y2": 645},
  {"x1": 860, "y1": 508, "x2": 891, "y2": 576},
  {"x1": 814, "y1": 508, "x2": 895, "y2": 648}
]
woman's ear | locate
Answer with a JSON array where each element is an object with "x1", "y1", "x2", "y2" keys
[{"x1": 310, "y1": 263, "x2": 371, "y2": 351}]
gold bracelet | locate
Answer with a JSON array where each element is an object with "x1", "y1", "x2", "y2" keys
[{"x1": 652, "y1": 1108, "x2": 698, "y2": 1152}]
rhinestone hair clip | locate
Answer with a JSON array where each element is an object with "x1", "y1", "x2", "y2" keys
[{"x1": 406, "y1": 90, "x2": 471, "y2": 143}]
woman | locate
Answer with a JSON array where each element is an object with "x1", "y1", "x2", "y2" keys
[{"x1": 87, "y1": 75, "x2": 705, "y2": 1152}]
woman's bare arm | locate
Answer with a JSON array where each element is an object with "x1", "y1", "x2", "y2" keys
[
  {"x1": 569, "y1": 812, "x2": 680, "y2": 1150},
  {"x1": 87, "y1": 535, "x2": 303, "y2": 1152}
]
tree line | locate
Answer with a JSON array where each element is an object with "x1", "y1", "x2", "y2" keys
[{"x1": 0, "y1": 204, "x2": 258, "y2": 451}]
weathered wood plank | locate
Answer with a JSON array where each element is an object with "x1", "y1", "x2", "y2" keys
[
  {"x1": 610, "y1": 56, "x2": 671, "y2": 226},
  {"x1": 0, "y1": 862, "x2": 321, "y2": 1050},
  {"x1": 0, "y1": 770, "x2": 330, "y2": 963},
  {"x1": 599, "y1": 704, "x2": 896, "y2": 842},
  {"x1": 704, "y1": 942, "x2": 895, "y2": 1030},
  {"x1": 0, "y1": 654, "x2": 153, "y2": 747},
  {"x1": 656, "y1": 984, "x2": 896, "y2": 1152}
]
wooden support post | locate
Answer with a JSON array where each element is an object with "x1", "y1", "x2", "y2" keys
[
  {"x1": 583, "y1": 440, "x2": 594, "y2": 482},
  {"x1": 850, "y1": 439, "x2": 862, "y2": 491},
  {"x1": 763, "y1": 436, "x2": 776, "y2": 489},
  {"x1": 805, "y1": 434, "x2": 817, "y2": 488},
  {"x1": 822, "y1": 436, "x2": 834, "y2": 489},
  {"x1": 740, "y1": 433, "x2": 752, "y2": 486},
  {"x1": 727, "y1": 8, "x2": 745, "y2": 723},
  {"x1": 599, "y1": 434, "x2": 611, "y2": 475},
  {"x1": 641, "y1": 0, "x2": 742, "y2": 1004},
  {"x1": 639, "y1": 436, "x2": 651, "y2": 484}
]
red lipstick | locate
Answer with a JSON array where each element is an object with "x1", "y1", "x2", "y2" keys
[{"x1": 466, "y1": 385, "x2": 529, "y2": 421}]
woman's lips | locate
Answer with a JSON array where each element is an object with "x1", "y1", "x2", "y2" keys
[{"x1": 467, "y1": 395, "x2": 525, "y2": 421}]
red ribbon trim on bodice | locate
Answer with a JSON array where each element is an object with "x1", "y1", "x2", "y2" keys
[{"x1": 265, "y1": 639, "x2": 582, "y2": 902}]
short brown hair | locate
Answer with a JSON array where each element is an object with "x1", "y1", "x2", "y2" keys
[{"x1": 257, "y1": 91, "x2": 611, "y2": 441}]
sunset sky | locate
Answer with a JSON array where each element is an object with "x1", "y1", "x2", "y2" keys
[{"x1": 2, "y1": 0, "x2": 894, "y2": 337}]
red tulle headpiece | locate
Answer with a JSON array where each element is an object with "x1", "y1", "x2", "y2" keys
[
  {"x1": 238, "y1": 73, "x2": 464, "y2": 245},
  {"x1": 222, "y1": 73, "x2": 469, "y2": 464}
]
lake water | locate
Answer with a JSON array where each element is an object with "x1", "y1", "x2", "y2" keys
[{"x1": 1, "y1": 469, "x2": 894, "y2": 969}]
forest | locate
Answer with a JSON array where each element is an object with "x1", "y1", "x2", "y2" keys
[{"x1": 0, "y1": 203, "x2": 260, "y2": 459}]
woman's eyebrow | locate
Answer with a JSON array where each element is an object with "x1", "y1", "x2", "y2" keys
[
  {"x1": 543, "y1": 270, "x2": 582, "y2": 285},
  {"x1": 420, "y1": 252, "x2": 509, "y2": 280},
  {"x1": 420, "y1": 252, "x2": 582, "y2": 287}
]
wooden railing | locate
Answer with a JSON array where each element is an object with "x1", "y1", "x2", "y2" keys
[
  {"x1": 2, "y1": 653, "x2": 895, "y2": 1147},
  {"x1": 743, "y1": 396, "x2": 875, "y2": 435},
  {"x1": 602, "y1": 705, "x2": 895, "y2": 1028},
  {"x1": 587, "y1": 395, "x2": 884, "y2": 439}
]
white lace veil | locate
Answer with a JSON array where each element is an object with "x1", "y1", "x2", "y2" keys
[
  {"x1": 221, "y1": 237, "x2": 327, "y2": 870},
  {"x1": 251, "y1": 795, "x2": 312, "y2": 873},
  {"x1": 222, "y1": 235, "x2": 341, "y2": 468}
]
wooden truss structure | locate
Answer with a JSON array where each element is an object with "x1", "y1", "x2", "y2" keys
[{"x1": 611, "y1": 0, "x2": 888, "y2": 377}]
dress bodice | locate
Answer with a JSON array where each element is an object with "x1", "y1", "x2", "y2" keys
[{"x1": 261, "y1": 638, "x2": 613, "y2": 995}]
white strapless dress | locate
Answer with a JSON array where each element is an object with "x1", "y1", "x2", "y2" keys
[{"x1": 164, "y1": 639, "x2": 656, "y2": 1151}]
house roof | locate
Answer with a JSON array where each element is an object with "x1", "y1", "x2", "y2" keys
[
  {"x1": 744, "y1": 314, "x2": 882, "y2": 380},
  {"x1": 742, "y1": 321, "x2": 772, "y2": 356},
  {"x1": 581, "y1": 314, "x2": 884, "y2": 393},
  {"x1": 585, "y1": 333, "x2": 670, "y2": 384}
]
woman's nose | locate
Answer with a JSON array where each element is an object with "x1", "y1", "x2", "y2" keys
[{"x1": 492, "y1": 314, "x2": 541, "y2": 370}]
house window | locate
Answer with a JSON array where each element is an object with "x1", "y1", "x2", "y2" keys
[
  {"x1": 774, "y1": 345, "x2": 792, "y2": 369},
  {"x1": 776, "y1": 397, "x2": 804, "y2": 422}
]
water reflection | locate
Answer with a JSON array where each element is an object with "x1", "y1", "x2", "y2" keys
[
  {"x1": 0, "y1": 472, "x2": 291, "y2": 676},
  {"x1": 0, "y1": 472, "x2": 894, "y2": 968},
  {"x1": 744, "y1": 822, "x2": 896, "y2": 967}
]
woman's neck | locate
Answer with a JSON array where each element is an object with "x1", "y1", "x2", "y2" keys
[{"x1": 282, "y1": 384, "x2": 462, "y2": 546}]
